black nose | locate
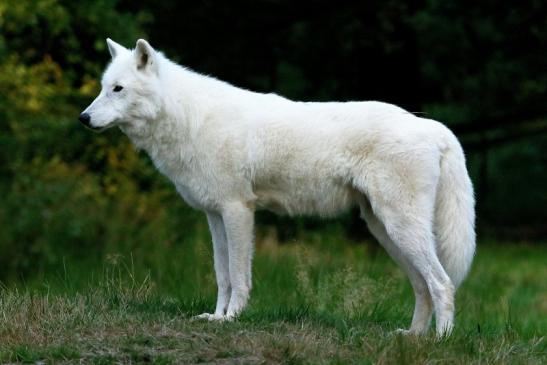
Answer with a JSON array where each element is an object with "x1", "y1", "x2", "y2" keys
[{"x1": 79, "y1": 112, "x2": 91, "y2": 126}]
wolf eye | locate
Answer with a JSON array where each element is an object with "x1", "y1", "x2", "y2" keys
[{"x1": 113, "y1": 85, "x2": 123, "y2": 92}]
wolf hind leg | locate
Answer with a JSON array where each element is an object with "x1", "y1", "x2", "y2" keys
[
  {"x1": 360, "y1": 201, "x2": 433, "y2": 335},
  {"x1": 364, "y1": 191, "x2": 455, "y2": 337}
]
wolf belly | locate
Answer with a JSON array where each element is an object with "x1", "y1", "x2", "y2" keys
[{"x1": 253, "y1": 178, "x2": 358, "y2": 217}]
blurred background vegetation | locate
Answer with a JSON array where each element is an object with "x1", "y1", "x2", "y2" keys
[{"x1": 0, "y1": 0, "x2": 546, "y2": 282}]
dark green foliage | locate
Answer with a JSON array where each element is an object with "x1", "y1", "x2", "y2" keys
[{"x1": 0, "y1": 0, "x2": 546, "y2": 282}]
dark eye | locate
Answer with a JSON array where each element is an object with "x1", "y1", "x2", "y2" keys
[{"x1": 113, "y1": 85, "x2": 123, "y2": 92}]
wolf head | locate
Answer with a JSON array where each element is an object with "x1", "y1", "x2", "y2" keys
[{"x1": 79, "y1": 39, "x2": 163, "y2": 132}]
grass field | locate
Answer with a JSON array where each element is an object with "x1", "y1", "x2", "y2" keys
[{"x1": 0, "y1": 232, "x2": 545, "y2": 364}]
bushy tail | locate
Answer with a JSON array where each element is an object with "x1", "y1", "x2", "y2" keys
[{"x1": 434, "y1": 135, "x2": 476, "y2": 288}]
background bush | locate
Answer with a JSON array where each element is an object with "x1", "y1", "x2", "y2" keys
[{"x1": 0, "y1": 0, "x2": 546, "y2": 280}]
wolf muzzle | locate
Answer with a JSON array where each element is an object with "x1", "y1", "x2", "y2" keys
[
  {"x1": 79, "y1": 112, "x2": 91, "y2": 127},
  {"x1": 78, "y1": 112, "x2": 103, "y2": 131}
]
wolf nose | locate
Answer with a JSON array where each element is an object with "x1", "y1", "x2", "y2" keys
[{"x1": 79, "y1": 112, "x2": 91, "y2": 126}]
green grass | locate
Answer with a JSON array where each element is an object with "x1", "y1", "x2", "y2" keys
[{"x1": 0, "y1": 235, "x2": 546, "y2": 364}]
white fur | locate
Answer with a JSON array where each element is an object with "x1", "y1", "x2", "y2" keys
[{"x1": 82, "y1": 39, "x2": 476, "y2": 336}]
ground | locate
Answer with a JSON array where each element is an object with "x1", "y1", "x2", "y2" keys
[{"x1": 0, "y1": 235, "x2": 546, "y2": 364}]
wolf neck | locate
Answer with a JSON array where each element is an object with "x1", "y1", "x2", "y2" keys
[{"x1": 120, "y1": 59, "x2": 242, "y2": 175}]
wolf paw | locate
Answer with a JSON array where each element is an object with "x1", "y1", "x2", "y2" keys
[
  {"x1": 393, "y1": 328, "x2": 416, "y2": 336},
  {"x1": 192, "y1": 313, "x2": 234, "y2": 322}
]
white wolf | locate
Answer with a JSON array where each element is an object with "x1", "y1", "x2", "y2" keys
[{"x1": 80, "y1": 39, "x2": 475, "y2": 336}]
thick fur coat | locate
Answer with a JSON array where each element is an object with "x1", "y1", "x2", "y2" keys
[{"x1": 80, "y1": 39, "x2": 475, "y2": 336}]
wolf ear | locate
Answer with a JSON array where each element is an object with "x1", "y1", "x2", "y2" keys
[
  {"x1": 135, "y1": 39, "x2": 158, "y2": 74},
  {"x1": 106, "y1": 38, "x2": 126, "y2": 58}
]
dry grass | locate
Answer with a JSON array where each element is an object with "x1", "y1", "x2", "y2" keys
[{"x1": 0, "y1": 241, "x2": 546, "y2": 364}]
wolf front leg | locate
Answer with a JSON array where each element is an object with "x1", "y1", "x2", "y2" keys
[
  {"x1": 222, "y1": 201, "x2": 255, "y2": 319},
  {"x1": 207, "y1": 213, "x2": 231, "y2": 316},
  {"x1": 193, "y1": 212, "x2": 231, "y2": 321}
]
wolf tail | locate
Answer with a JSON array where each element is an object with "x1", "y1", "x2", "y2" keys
[{"x1": 434, "y1": 134, "x2": 476, "y2": 288}]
